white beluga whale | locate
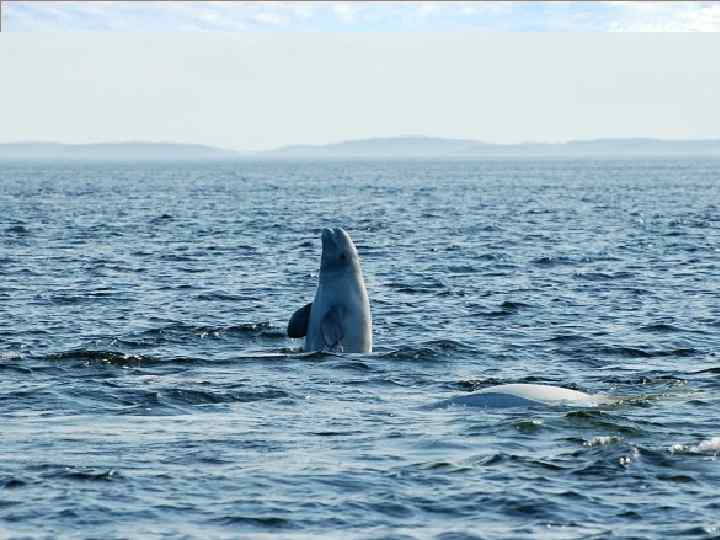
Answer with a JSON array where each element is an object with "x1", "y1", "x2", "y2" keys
[
  {"x1": 288, "y1": 228, "x2": 372, "y2": 353},
  {"x1": 434, "y1": 383, "x2": 610, "y2": 409}
]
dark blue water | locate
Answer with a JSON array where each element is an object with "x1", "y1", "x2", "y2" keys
[{"x1": 1, "y1": 159, "x2": 719, "y2": 539}]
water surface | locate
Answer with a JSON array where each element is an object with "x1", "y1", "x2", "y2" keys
[{"x1": 1, "y1": 159, "x2": 719, "y2": 538}]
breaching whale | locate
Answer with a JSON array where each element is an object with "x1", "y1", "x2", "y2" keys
[
  {"x1": 288, "y1": 228, "x2": 372, "y2": 353},
  {"x1": 433, "y1": 383, "x2": 609, "y2": 409}
]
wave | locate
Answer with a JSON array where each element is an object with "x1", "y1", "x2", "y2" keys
[
  {"x1": 565, "y1": 410, "x2": 645, "y2": 436},
  {"x1": 195, "y1": 292, "x2": 254, "y2": 301},
  {"x1": 639, "y1": 323, "x2": 684, "y2": 333},
  {"x1": 598, "y1": 346, "x2": 697, "y2": 359},
  {"x1": 574, "y1": 271, "x2": 637, "y2": 281},
  {"x1": 548, "y1": 336, "x2": 699, "y2": 360},
  {"x1": 5, "y1": 224, "x2": 31, "y2": 235},
  {"x1": 111, "y1": 321, "x2": 285, "y2": 348},
  {"x1": 382, "y1": 339, "x2": 476, "y2": 361},
  {"x1": 671, "y1": 437, "x2": 720, "y2": 456},
  {"x1": 209, "y1": 516, "x2": 292, "y2": 529},
  {"x1": 159, "y1": 387, "x2": 290, "y2": 406},
  {"x1": 602, "y1": 372, "x2": 688, "y2": 387},
  {"x1": 466, "y1": 301, "x2": 534, "y2": 318}
]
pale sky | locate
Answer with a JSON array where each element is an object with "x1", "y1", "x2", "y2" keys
[{"x1": 2, "y1": 32, "x2": 719, "y2": 151}]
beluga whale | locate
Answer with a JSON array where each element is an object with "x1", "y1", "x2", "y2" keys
[
  {"x1": 288, "y1": 228, "x2": 372, "y2": 353},
  {"x1": 433, "y1": 383, "x2": 611, "y2": 409}
]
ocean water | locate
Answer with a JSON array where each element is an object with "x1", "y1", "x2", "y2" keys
[{"x1": 1, "y1": 159, "x2": 719, "y2": 539}]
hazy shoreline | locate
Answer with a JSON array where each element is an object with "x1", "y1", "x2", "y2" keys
[{"x1": 2, "y1": 137, "x2": 720, "y2": 161}]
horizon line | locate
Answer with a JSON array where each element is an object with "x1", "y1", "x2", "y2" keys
[{"x1": 4, "y1": 135, "x2": 720, "y2": 154}]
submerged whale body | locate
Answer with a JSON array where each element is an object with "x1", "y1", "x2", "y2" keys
[{"x1": 435, "y1": 384, "x2": 608, "y2": 409}]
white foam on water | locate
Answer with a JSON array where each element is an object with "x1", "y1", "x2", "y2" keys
[{"x1": 671, "y1": 437, "x2": 720, "y2": 455}]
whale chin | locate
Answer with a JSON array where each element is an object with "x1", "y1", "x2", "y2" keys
[{"x1": 434, "y1": 383, "x2": 609, "y2": 409}]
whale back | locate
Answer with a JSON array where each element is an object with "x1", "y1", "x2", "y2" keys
[{"x1": 433, "y1": 384, "x2": 608, "y2": 409}]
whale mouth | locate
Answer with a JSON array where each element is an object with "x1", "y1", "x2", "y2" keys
[
  {"x1": 321, "y1": 228, "x2": 348, "y2": 248},
  {"x1": 320, "y1": 228, "x2": 354, "y2": 253},
  {"x1": 321, "y1": 228, "x2": 334, "y2": 246},
  {"x1": 320, "y1": 228, "x2": 357, "y2": 273}
]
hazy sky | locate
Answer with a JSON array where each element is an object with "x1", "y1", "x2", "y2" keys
[{"x1": 2, "y1": 32, "x2": 719, "y2": 151}]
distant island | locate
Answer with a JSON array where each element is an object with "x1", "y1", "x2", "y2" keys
[
  {"x1": 2, "y1": 137, "x2": 720, "y2": 160},
  {"x1": 263, "y1": 136, "x2": 720, "y2": 158}
]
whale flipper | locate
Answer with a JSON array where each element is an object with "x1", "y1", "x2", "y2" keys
[
  {"x1": 288, "y1": 303, "x2": 313, "y2": 338},
  {"x1": 320, "y1": 305, "x2": 345, "y2": 352}
]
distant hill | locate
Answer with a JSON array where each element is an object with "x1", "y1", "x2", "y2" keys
[
  {"x1": 0, "y1": 142, "x2": 241, "y2": 160},
  {"x1": 263, "y1": 136, "x2": 720, "y2": 158},
  {"x1": 265, "y1": 136, "x2": 480, "y2": 158},
  {"x1": 2, "y1": 137, "x2": 720, "y2": 161}
]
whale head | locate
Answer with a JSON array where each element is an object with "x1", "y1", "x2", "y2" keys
[{"x1": 320, "y1": 228, "x2": 361, "y2": 275}]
